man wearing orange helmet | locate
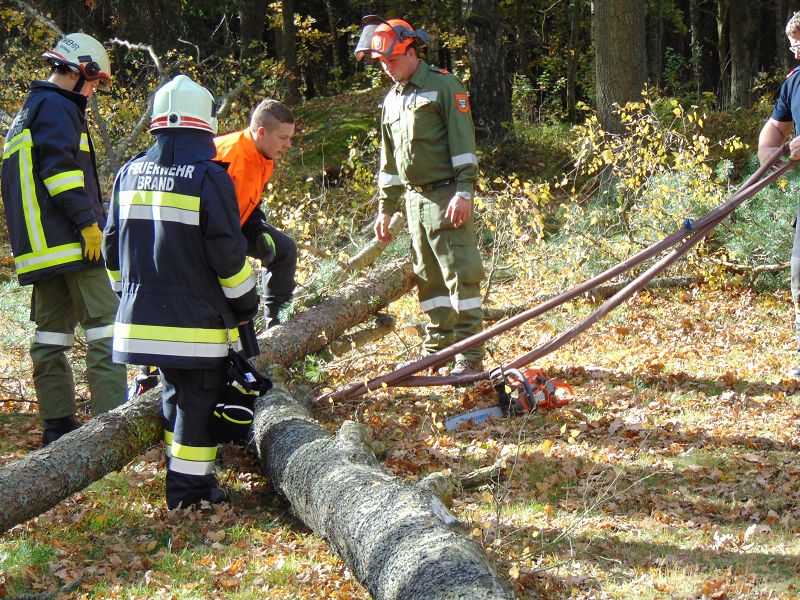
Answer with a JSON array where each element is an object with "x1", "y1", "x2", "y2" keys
[
  {"x1": 356, "y1": 16, "x2": 485, "y2": 376},
  {"x1": 1, "y1": 33, "x2": 126, "y2": 445}
]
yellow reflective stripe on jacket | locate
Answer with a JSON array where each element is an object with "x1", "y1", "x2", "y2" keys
[
  {"x1": 118, "y1": 190, "x2": 200, "y2": 211},
  {"x1": 79, "y1": 133, "x2": 90, "y2": 152},
  {"x1": 16, "y1": 138, "x2": 47, "y2": 252},
  {"x1": 118, "y1": 190, "x2": 201, "y2": 225},
  {"x1": 106, "y1": 269, "x2": 122, "y2": 292},
  {"x1": 114, "y1": 322, "x2": 240, "y2": 359},
  {"x1": 43, "y1": 170, "x2": 85, "y2": 196},
  {"x1": 14, "y1": 243, "x2": 83, "y2": 274},
  {"x1": 2, "y1": 130, "x2": 33, "y2": 159},
  {"x1": 218, "y1": 260, "x2": 255, "y2": 299},
  {"x1": 116, "y1": 323, "x2": 238, "y2": 344},
  {"x1": 171, "y1": 442, "x2": 217, "y2": 462}
]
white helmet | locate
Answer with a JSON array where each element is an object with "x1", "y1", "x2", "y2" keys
[
  {"x1": 42, "y1": 32, "x2": 112, "y2": 91},
  {"x1": 150, "y1": 75, "x2": 218, "y2": 134}
]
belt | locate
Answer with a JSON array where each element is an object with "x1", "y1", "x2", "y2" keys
[{"x1": 405, "y1": 178, "x2": 454, "y2": 193}]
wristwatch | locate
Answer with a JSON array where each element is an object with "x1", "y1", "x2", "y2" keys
[{"x1": 455, "y1": 191, "x2": 472, "y2": 201}]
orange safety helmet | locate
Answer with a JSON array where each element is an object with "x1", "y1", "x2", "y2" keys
[{"x1": 354, "y1": 15, "x2": 427, "y2": 61}]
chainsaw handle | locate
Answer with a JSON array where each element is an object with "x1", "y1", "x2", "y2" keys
[{"x1": 504, "y1": 367, "x2": 538, "y2": 414}]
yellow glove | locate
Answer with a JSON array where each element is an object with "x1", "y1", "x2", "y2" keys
[{"x1": 80, "y1": 223, "x2": 103, "y2": 261}]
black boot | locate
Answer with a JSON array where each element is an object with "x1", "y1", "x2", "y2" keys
[{"x1": 41, "y1": 415, "x2": 81, "y2": 447}]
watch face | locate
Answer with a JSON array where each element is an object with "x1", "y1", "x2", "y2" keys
[{"x1": 457, "y1": 192, "x2": 471, "y2": 200}]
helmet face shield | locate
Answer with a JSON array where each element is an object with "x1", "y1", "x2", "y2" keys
[
  {"x1": 355, "y1": 22, "x2": 382, "y2": 61},
  {"x1": 354, "y1": 15, "x2": 428, "y2": 61}
]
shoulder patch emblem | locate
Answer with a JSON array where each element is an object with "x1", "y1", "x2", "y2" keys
[{"x1": 454, "y1": 93, "x2": 470, "y2": 113}]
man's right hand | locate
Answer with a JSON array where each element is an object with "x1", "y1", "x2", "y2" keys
[
  {"x1": 256, "y1": 232, "x2": 276, "y2": 264},
  {"x1": 374, "y1": 214, "x2": 393, "y2": 243}
]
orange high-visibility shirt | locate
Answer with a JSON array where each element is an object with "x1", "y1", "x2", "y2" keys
[{"x1": 213, "y1": 128, "x2": 274, "y2": 226}]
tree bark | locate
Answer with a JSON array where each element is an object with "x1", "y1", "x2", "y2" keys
[
  {"x1": 729, "y1": 0, "x2": 759, "y2": 108},
  {"x1": 0, "y1": 258, "x2": 415, "y2": 532},
  {"x1": 566, "y1": 0, "x2": 583, "y2": 123},
  {"x1": 690, "y1": 0, "x2": 702, "y2": 98},
  {"x1": 0, "y1": 394, "x2": 163, "y2": 533},
  {"x1": 253, "y1": 386, "x2": 519, "y2": 600},
  {"x1": 776, "y1": 0, "x2": 791, "y2": 73},
  {"x1": 462, "y1": 0, "x2": 513, "y2": 141},
  {"x1": 281, "y1": 0, "x2": 302, "y2": 104},
  {"x1": 239, "y1": 0, "x2": 266, "y2": 61},
  {"x1": 592, "y1": 0, "x2": 647, "y2": 132},
  {"x1": 717, "y1": 0, "x2": 731, "y2": 108}
]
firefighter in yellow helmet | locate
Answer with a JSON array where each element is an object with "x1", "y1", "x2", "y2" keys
[
  {"x1": 356, "y1": 16, "x2": 485, "y2": 376},
  {"x1": 1, "y1": 33, "x2": 125, "y2": 446}
]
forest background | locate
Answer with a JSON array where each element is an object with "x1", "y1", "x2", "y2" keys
[{"x1": 2, "y1": 1, "x2": 800, "y2": 599}]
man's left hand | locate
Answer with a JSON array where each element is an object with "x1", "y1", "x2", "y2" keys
[{"x1": 445, "y1": 195, "x2": 472, "y2": 228}]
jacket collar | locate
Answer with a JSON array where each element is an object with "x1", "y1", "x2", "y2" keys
[
  {"x1": 148, "y1": 130, "x2": 217, "y2": 165},
  {"x1": 30, "y1": 80, "x2": 88, "y2": 111},
  {"x1": 239, "y1": 128, "x2": 274, "y2": 168}
]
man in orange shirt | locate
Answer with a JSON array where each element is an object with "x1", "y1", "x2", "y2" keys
[{"x1": 214, "y1": 99, "x2": 296, "y2": 326}]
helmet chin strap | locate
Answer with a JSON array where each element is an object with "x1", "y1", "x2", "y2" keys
[{"x1": 72, "y1": 72, "x2": 85, "y2": 93}]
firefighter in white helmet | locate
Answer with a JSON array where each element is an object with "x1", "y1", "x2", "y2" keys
[
  {"x1": 103, "y1": 75, "x2": 259, "y2": 509},
  {"x1": 1, "y1": 32, "x2": 125, "y2": 446}
]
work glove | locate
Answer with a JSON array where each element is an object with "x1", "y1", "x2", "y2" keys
[
  {"x1": 80, "y1": 223, "x2": 103, "y2": 261},
  {"x1": 256, "y1": 232, "x2": 276, "y2": 265}
]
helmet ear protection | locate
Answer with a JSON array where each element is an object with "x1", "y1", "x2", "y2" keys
[{"x1": 78, "y1": 56, "x2": 101, "y2": 78}]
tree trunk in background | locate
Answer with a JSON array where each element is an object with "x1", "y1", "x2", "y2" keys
[
  {"x1": 0, "y1": 259, "x2": 415, "y2": 532},
  {"x1": 239, "y1": 0, "x2": 266, "y2": 60},
  {"x1": 690, "y1": 0, "x2": 702, "y2": 99},
  {"x1": 462, "y1": 0, "x2": 513, "y2": 141},
  {"x1": 717, "y1": 0, "x2": 730, "y2": 108},
  {"x1": 592, "y1": 0, "x2": 647, "y2": 133},
  {"x1": 647, "y1": 0, "x2": 665, "y2": 87},
  {"x1": 729, "y1": 0, "x2": 759, "y2": 108},
  {"x1": 776, "y1": 0, "x2": 791, "y2": 73},
  {"x1": 281, "y1": 0, "x2": 302, "y2": 104},
  {"x1": 323, "y1": 0, "x2": 341, "y2": 74},
  {"x1": 567, "y1": 0, "x2": 582, "y2": 123},
  {"x1": 253, "y1": 390, "x2": 519, "y2": 600}
]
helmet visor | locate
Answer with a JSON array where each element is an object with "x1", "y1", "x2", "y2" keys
[{"x1": 355, "y1": 23, "x2": 382, "y2": 61}]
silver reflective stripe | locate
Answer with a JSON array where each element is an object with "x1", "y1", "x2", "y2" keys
[
  {"x1": 111, "y1": 280, "x2": 122, "y2": 292},
  {"x1": 34, "y1": 331, "x2": 75, "y2": 346},
  {"x1": 119, "y1": 203, "x2": 199, "y2": 226},
  {"x1": 85, "y1": 325, "x2": 114, "y2": 342},
  {"x1": 378, "y1": 171, "x2": 402, "y2": 186},
  {"x1": 221, "y1": 274, "x2": 256, "y2": 299},
  {"x1": 225, "y1": 406, "x2": 255, "y2": 418},
  {"x1": 114, "y1": 337, "x2": 229, "y2": 358},
  {"x1": 15, "y1": 246, "x2": 82, "y2": 271},
  {"x1": 420, "y1": 296, "x2": 453, "y2": 311},
  {"x1": 417, "y1": 91, "x2": 438, "y2": 102},
  {"x1": 168, "y1": 456, "x2": 215, "y2": 476},
  {"x1": 451, "y1": 153, "x2": 479, "y2": 168},
  {"x1": 457, "y1": 296, "x2": 482, "y2": 311}
]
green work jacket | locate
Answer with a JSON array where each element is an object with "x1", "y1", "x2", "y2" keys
[{"x1": 377, "y1": 60, "x2": 478, "y2": 215}]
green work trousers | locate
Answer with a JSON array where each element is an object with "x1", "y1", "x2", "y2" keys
[
  {"x1": 404, "y1": 184, "x2": 485, "y2": 361},
  {"x1": 30, "y1": 267, "x2": 127, "y2": 419}
]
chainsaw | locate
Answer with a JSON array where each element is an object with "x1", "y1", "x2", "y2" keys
[{"x1": 444, "y1": 366, "x2": 572, "y2": 431}]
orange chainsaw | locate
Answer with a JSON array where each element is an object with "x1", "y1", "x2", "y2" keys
[{"x1": 444, "y1": 366, "x2": 572, "y2": 431}]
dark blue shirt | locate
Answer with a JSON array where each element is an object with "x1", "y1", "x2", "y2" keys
[{"x1": 772, "y1": 67, "x2": 800, "y2": 133}]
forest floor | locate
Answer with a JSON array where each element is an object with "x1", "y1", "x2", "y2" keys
[{"x1": 1, "y1": 275, "x2": 800, "y2": 599}]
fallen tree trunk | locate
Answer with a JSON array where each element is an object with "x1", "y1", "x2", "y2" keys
[
  {"x1": 253, "y1": 384, "x2": 519, "y2": 600},
  {"x1": 0, "y1": 258, "x2": 414, "y2": 532},
  {"x1": 0, "y1": 393, "x2": 162, "y2": 532}
]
